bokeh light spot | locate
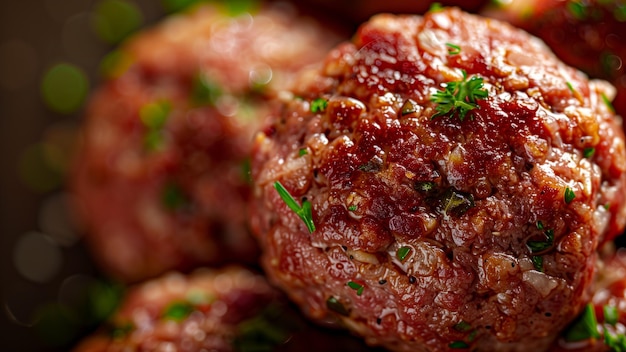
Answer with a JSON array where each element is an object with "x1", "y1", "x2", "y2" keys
[
  {"x1": 40, "y1": 63, "x2": 89, "y2": 114},
  {"x1": 92, "y1": 0, "x2": 143, "y2": 44},
  {"x1": 13, "y1": 232, "x2": 63, "y2": 283}
]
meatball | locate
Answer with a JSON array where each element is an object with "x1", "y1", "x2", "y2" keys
[
  {"x1": 72, "y1": 266, "x2": 382, "y2": 352},
  {"x1": 250, "y1": 7, "x2": 626, "y2": 351},
  {"x1": 483, "y1": 0, "x2": 626, "y2": 117},
  {"x1": 71, "y1": 2, "x2": 340, "y2": 282}
]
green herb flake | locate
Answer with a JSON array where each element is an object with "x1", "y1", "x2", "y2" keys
[
  {"x1": 310, "y1": 98, "x2": 328, "y2": 113},
  {"x1": 565, "y1": 187, "x2": 576, "y2": 204},
  {"x1": 400, "y1": 99, "x2": 419, "y2": 116},
  {"x1": 527, "y1": 228, "x2": 554, "y2": 253},
  {"x1": 567, "y1": 1, "x2": 587, "y2": 20},
  {"x1": 162, "y1": 301, "x2": 195, "y2": 321},
  {"x1": 415, "y1": 181, "x2": 436, "y2": 193},
  {"x1": 429, "y1": 2, "x2": 444, "y2": 12},
  {"x1": 347, "y1": 281, "x2": 364, "y2": 296},
  {"x1": 601, "y1": 93, "x2": 615, "y2": 112},
  {"x1": 326, "y1": 296, "x2": 349, "y2": 316},
  {"x1": 566, "y1": 81, "x2": 577, "y2": 95},
  {"x1": 140, "y1": 101, "x2": 171, "y2": 150},
  {"x1": 449, "y1": 340, "x2": 469, "y2": 349},
  {"x1": 583, "y1": 147, "x2": 595, "y2": 158},
  {"x1": 274, "y1": 181, "x2": 315, "y2": 233},
  {"x1": 604, "y1": 305, "x2": 619, "y2": 326},
  {"x1": 396, "y1": 246, "x2": 411, "y2": 261},
  {"x1": 298, "y1": 148, "x2": 308, "y2": 157},
  {"x1": 441, "y1": 188, "x2": 474, "y2": 217},
  {"x1": 604, "y1": 330, "x2": 626, "y2": 351},
  {"x1": 431, "y1": 70, "x2": 488, "y2": 121},
  {"x1": 191, "y1": 73, "x2": 222, "y2": 106},
  {"x1": 446, "y1": 43, "x2": 461, "y2": 55},
  {"x1": 161, "y1": 182, "x2": 189, "y2": 211},
  {"x1": 348, "y1": 205, "x2": 357, "y2": 212},
  {"x1": 564, "y1": 303, "x2": 600, "y2": 342},
  {"x1": 453, "y1": 321, "x2": 472, "y2": 333},
  {"x1": 532, "y1": 255, "x2": 544, "y2": 272},
  {"x1": 536, "y1": 221, "x2": 544, "y2": 230}
]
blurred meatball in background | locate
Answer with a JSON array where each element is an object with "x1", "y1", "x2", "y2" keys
[
  {"x1": 73, "y1": 266, "x2": 384, "y2": 352},
  {"x1": 71, "y1": 1, "x2": 341, "y2": 283}
]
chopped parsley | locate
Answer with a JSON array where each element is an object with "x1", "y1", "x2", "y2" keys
[
  {"x1": 162, "y1": 301, "x2": 195, "y2": 321},
  {"x1": 429, "y1": 2, "x2": 444, "y2": 12},
  {"x1": 532, "y1": 255, "x2": 544, "y2": 272},
  {"x1": 161, "y1": 182, "x2": 189, "y2": 211},
  {"x1": 441, "y1": 188, "x2": 475, "y2": 217},
  {"x1": 449, "y1": 340, "x2": 469, "y2": 349},
  {"x1": 564, "y1": 303, "x2": 600, "y2": 342},
  {"x1": 274, "y1": 181, "x2": 315, "y2": 233},
  {"x1": 396, "y1": 246, "x2": 411, "y2": 261},
  {"x1": 326, "y1": 296, "x2": 349, "y2": 316},
  {"x1": 415, "y1": 181, "x2": 437, "y2": 193},
  {"x1": 567, "y1": 1, "x2": 587, "y2": 20},
  {"x1": 140, "y1": 100, "x2": 171, "y2": 151},
  {"x1": 604, "y1": 305, "x2": 619, "y2": 326},
  {"x1": 566, "y1": 81, "x2": 577, "y2": 95},
  {"x1": 565, "y1": 187, "x2": 576, "y2": 204},
  {"x1": 583, "y1": 147, "x2": 595, "y2": 158},
  {"x1": 602, "y1": 93, "x2": 615, "y2": 113},
  {"x1": 348, "y1": 205, "x2": 357, "y2": 212},
  {"x1": 400, "y1": 99, "x2": 419, "y2": 116},
  {"x1": 298, "y1": 148, "x2": 308, "y2": 157},
  {"x1": 527, "y1": 228, "x2": 554, "y2": 253},
  {"x1": 347, "y1": 281, "x2": 364, "y2": 296},
  {"x1": 453, "y1": 321, "x2": 472, "y2": 332},
  {"x1": 446, "y1": 43, "x2": 461, "y2": 55},
  {"x1": 191, "y1": 73, "x2": 222, "y2": 106},
  {"x1": 431, "y1": 70, "x2": 488, "y2": 121},
  {"x1": 310, "y1": 98, "x2": 328, "y2": 113}
]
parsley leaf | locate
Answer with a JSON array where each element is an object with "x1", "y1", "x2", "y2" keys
[
  {"x1": 431, "y1": 70, "x2": 488, "y2": 121},
  {"x1": 274, "y1": 181, "x2": 315, "y2": 233}
]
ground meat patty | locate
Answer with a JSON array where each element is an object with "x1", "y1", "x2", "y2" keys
[
  {"x1": 250, "y1": 7, "x2": 626, "y2": 351},
  {"x1": 72, "y1": 266, "x2": 383, "y2": 352},
  {"x1": 483, "y1": 0, "x2": 626, "y2": 118},
  {"x1": 71, "y1": 2, "x2": 339, "y2": 282}
]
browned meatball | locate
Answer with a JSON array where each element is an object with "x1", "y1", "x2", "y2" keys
[
  {"x1": 71, "y1": 2, "x2": 340, "y2": 282},
  {"x1": 250, "y1": 7, "x2": 626, "y2": 351},
  {"x1": 72, "y1": 266, "x2": 383, "y2": 352}
]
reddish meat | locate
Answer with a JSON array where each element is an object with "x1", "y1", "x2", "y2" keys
[
  {"x1": 72, "y1": 266, "x2": 383, "y2": 352},
  {"x1": 71, "y1": 2, "x2": 340, "y2": 282},
  {"x1": 484, "y1": 0, "x2": 626, "y2": 119},
  {"x1": 251, "y1": 8, "x2": 626, "y2": 351}
]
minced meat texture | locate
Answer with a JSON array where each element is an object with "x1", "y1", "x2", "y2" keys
[
  {"x1": 72, "y1": 266, "x2": 384, "y2": 352},
  {"x1": 251, "y1": 8, "x2": 626, "y2": 351},
  {"x1": 71, "y1": 3, "x2": 340, "y2": 282},
  {"x1": 484, "y1": 0, "x2": 626, "y2": 120}
]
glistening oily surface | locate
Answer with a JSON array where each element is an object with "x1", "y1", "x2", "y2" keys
[
  {"x1": 251, "y1": 8, "x2": 626, "y2": 352},
  {"x1": 71, "y1": 2, "x2": 339, "y2": 282}
]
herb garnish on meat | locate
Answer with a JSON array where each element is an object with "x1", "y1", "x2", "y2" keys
[{"x1": 431, "y1": 70, "x2": 488, "y2": 121}]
